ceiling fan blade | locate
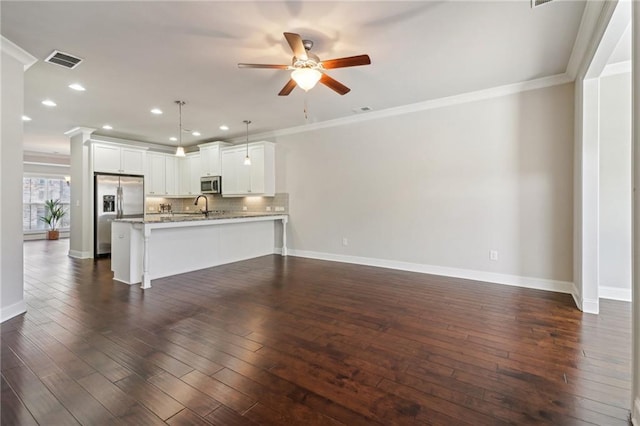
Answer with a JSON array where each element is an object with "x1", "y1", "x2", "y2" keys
[
  {"x1": 321, "y1": 54, "x2": 371, "y2": 69},
  {"x1": 238, "y1": 63, "x2": 290, "y2": 69},
  {"x1": 284, "y1": 32, "x2": 308, "y2": 61},
  {"x1": 278, "y1": 79, "x2": 297, "y2": 96},
  {"x1": 320, "y1": 74, "x2": 351, "y2": 95}
]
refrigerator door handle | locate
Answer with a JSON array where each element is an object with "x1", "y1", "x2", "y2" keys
[{"x1": 116, "y1": 186, "x2": 123, "y2": 218}]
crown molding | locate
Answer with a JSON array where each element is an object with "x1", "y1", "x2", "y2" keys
[
  {"x1": 1, "y1": 36, "x2": 37, "y2": 70},
  {"x1": 566, "y1": 1, "x2": 608, "y2": 79},
  {"x1": 237, "y1": 73, "x2": 573, "y2": 142},
  {"x1": 575, "y1": 1, "x2": 622, "y2": 80},
  {"x1": 64, "y1": 127, "x2": 96, "y2": 138},
  {"x1": 89, "y1": 134, "x2": 184, "y2": 153},
  {"x1": 601, "y1": 60, "x2": 631, "y2": 77}
]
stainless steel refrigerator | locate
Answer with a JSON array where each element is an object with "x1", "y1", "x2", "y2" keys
[{"x1": 94, "y1": 174, "x2": 144, "y2": 257}]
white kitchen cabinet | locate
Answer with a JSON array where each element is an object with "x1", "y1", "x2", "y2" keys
[
  {"x1": 221, "y1": 141, "x2": 274, "y2": 197},
  {"x1": 165, "y1": 156, "x2": 177, "y2": 195},
  {"x1": 178, "y1": 153, "x2": 201, "y2": 196},
  {"x1": 146, "y1": 152, "x2": 177, "y2": 196},
  {"x1": 198, "y1": 141, "x2": 230, "y2": 177},
  {"x1": 93, "y1": 143, "x2": 146, "y2": 175},
  {"x1": 146, "y1": 153, "x2": 163, "y2": 195}
]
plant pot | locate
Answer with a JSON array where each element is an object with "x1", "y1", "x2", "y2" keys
[{"x1": 46, "y1": 230, "x2": 60, "y2": 240}]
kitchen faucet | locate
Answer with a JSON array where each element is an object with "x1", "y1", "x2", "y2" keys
[{"x1": 194, "y1": 195, "x2": 209, "y2": 217}]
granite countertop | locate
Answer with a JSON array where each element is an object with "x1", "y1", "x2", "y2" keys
[{"x1": 116, "y1": 212, "x2": 287, "y2": 224}]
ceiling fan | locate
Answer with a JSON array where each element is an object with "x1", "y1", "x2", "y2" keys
[{"x1": 238, "y1": 32, "x2": 371, "y2": 96}]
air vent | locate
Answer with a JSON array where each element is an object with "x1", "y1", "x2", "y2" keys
[
  {"x1": 44, "y1": 50, "x2": 83, "y2": 69},
  {"x1": 352, "y1": 106, "x2": 373, "y2": 114},
  {"x1": 531, "y1": 0, "x2": 553, "y2": 8}
]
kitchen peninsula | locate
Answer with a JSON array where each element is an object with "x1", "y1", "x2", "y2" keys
[{"x1": 111, "y1": 213, "x2": 288, "y2": 289}]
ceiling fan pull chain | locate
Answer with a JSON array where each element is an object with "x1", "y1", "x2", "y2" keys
[{"x1": 304, "y1": 92, "x2": 309, "y2": 122}]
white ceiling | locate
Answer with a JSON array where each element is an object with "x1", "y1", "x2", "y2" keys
[{"x1": 1, "y1": 1, "x2": 587, "y2": 156}]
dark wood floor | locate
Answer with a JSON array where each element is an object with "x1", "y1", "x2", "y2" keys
[{"x1": 1, "y1": 239, "x2": 631, "y2": 425}]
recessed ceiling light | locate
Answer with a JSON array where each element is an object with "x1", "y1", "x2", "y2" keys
[
  {"x1": 102, "y1": 124, "x2": 113, "y2": 130},
  {"x1": 41, "y1": 99, "x2": 57, "y2": 107},
  {"x1": 192, "y1": 131, "x2": 201, "y2": 137},
  {"x1": 151, "y1": 108, "x2": 163, "y2": 115},
  {"x1": 169, "y1": 137, "x2": 177, "y2": 142},
  {"x1": 22, "y1": 115, "x2": 32, "y2": 121},
  {"x1": 68, "y1": 83, "x2": 86, "y2": 91},
  {"x1": 219, "y1": 125, "x2": 229, "y2": 131}
]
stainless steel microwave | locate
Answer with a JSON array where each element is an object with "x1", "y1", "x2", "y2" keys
[{"x1": 200, "y1": 176, "x2": 221, "y2": 194}]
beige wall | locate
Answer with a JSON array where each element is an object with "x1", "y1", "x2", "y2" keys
[{"x1": 274, "y1": 83, "x2": 574, "y2": 284}]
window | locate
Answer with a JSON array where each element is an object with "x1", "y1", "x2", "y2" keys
[{"x1": 23, "y1": 177, "x2": 70, "y2": 232}]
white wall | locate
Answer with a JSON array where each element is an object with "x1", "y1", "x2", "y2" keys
[
  {"x1": 68, "y1": 129, "x2": 94, "y2": 259},
  {"x1": 274, "y1": 83, "x2": 574, "y2": 289},
  {"x1": 599, "y1": 71, "x2": 632, "y2": 300},
  {"x1": 1, "y1": 38, "x2": 35, "y2": 322}
]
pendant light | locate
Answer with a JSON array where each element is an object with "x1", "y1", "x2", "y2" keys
[
  {"x1": 174, "y1": 100, "x2": 186, "y2": 157},
  {"x1": 243, "y1": 120, "x2": 252, "y2": 166}
]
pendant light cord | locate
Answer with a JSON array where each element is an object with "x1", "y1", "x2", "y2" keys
[
  {"x1": 177, "y1": 100, "x2": 184, "y2": 149},
  {"x1": 245, "y1": 120, "x2": 250, "y2": 156},
  {"x1": 243, "y1": 120, "x2": 252, "y2": 165}
]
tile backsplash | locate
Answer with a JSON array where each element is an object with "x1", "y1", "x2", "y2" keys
[{"x1": 146, "y1": 193, "x2": 289, "y2": 214}]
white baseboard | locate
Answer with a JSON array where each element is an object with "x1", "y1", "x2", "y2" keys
[
  {"x1": 68, "y1": 249, "x2": 92, "y2": 259},
  {"x1": 633, "y1": 397, "x2": 640, "y2": 426},
  {"x1": 24, "y1": 232, "x2": 70, "y2": 241},
  {"x1": 287, "y1": 249, "x2": 576, "y2": 298},
  {"x1": 581, "y1": 298, "x2": 599, "y2": 314},
  {"x1": 113, "y1": 277, "x2": 137, "y2": 286},
  {"x1": 1, "y1": 300, "x2": 26, "y2": 323},
  {"x1": 599, "y1": 286, "x2": 632, "y2": 302},
  {"x1": 570, "y1": 283, "x2": 582, "y2": 311}
]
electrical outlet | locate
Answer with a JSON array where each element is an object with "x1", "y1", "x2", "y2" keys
[
  {"x1": 275, "y1": 206, "x2": 285, "y2": 212},
  {"x1": 342, "y1": 237, "x2": 348, "y2": 246},
  {"x1": 490, "y1": 250, "x2": 498, "y2": 261},
  {"x1": 266, "y1": 206, "x2": 272, "y2": 212},
  {"x1": 242, "y1": 206, "x2": 247, "y2": 211}
]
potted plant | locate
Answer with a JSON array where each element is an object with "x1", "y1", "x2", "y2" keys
[{"x1": 39, "y1": 199, "x2": 67, "y2": 240}]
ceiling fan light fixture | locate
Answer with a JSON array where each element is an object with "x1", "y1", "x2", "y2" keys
[{"x1": 291, "y1": 68, "x2": 322, "y2": 91}]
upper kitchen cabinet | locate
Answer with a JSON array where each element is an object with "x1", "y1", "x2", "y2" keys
[
  {"x1": 178, "y1": 153, "x2": 201, "y2": 196},
  {"x1": 146, "y1": 152, "x2": 178, "y2": 196},
  {"x1": 221, "y1": 141, "x2": 275, "y2": 197},
  {"x1": 198, "y1": 141, "x2": 230, "y2": 177},
  {"x1": 92, "y1": 143, "x2": 146, "y2": 175}
]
